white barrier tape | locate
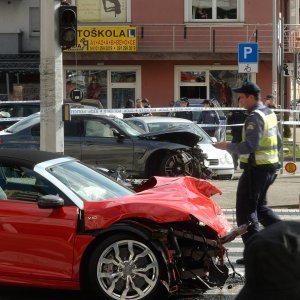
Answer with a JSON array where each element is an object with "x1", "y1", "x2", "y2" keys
[
  {"x1": 281, "y1": 121, "x2": 300, "y2": 125},
  {"x1": 0, "y1": 100, "x2": 40, "y2": 104},
  {"x1": 0, "y1": 118, "x2": 23, "y2": 122},
  {"x1": 69, "y1": 106, "x2": 299, "y2": 114}
]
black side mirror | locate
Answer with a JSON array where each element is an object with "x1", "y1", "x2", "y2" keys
[
  {"x1": 37, "y1": 194, "x2": 64, "y2": 209},
  {"x1": 112, "y1": 128, "x2": 125, "y2": 140}
]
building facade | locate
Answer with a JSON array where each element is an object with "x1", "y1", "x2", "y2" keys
[
  {"x1": 0, "y1": 0, "x2": 40, "y2": 101},
  {"x1": 0, "y1": 0, "x2": 299, "y2": 108},
  {"x1": 64, "y1": 0, "x2": 295, "y2": 108}
]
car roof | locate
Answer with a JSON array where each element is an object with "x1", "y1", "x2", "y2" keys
[
  {"x1": 125, "y1": 116, "x2": 193, "y2": 123},
  {"x1": 0, "y1": 149, "x2": 66, "y2": 168}
]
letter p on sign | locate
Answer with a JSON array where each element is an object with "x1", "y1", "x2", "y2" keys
[{"x1": 244, "y1": 47, "x2": 252, "y2": 59}]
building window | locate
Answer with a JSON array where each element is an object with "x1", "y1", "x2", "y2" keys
[
  {"x1": 65, "y1": 66, "x2": 140, "y2": 109},
  {"x1": 29, "y1": 7, "x2": 40, "y2": 36},
  {"x1": 175, "y1": 66, "x2": 251, "y2": 107},
  {"x1": 76, "y1": 0, "x2": 131, "y2": 23},
  {"x1": 290, "y1": 0, "x2": 300, "y2": 24},
  {"x1": 185, "y1": 0, "x2": 243, "y2": 22}
]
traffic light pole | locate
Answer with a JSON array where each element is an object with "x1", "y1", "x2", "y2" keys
[{"x1": 40, "y1": 0, "x2": 64, "y2": 153}]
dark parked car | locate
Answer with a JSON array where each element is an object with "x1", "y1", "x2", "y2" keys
[
  {"x1": 0, "y1": 112, "x2": 207, "y2": 178},
  {"x1": 0, "y1": 149, "x2": 245, "y2": 299},
  {"x1": 0, "y1": 99, "x2": 103, "y2": 131}
]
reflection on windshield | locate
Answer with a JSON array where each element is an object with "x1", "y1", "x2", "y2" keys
[
  {"x1": 112, "y1": 117, "x2": 144, "y2": 136},
  {"x1": 5, "y1": 113, "x2": 40, "y2": 133},
  {"x1": 47, "y1": 161, "x2": 133, "y2": 201}
]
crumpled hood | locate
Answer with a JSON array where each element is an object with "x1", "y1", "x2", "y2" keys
[
  {"x1": 84, "y1": 176, "x2": 232, "y2": 237},
  {"x1": 138, "y1": 125, "x2": 200, "y2": 147}
]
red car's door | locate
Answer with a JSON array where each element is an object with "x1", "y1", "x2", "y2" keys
[{"x1": 0, "y1": 200, "x2": 78, "y2": 280}]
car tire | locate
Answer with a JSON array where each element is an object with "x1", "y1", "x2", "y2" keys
[
  {"x1": 159, "y1": 151, "x2": 195, "y2": 177},
  {"x1": 88, "y1": 233, "x2": 168, "y2": 300}
]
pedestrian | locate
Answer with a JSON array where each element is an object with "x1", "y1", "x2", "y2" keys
[
  {"x1": 174, "y1": 97, "x2": 193, "y2": 121},
  {"x1": 264, "y1": 93, "x2": 280, "y2": 121},
  {"x1": 198, "y1": 99, "x2": 220, "y2": 138},
  {"x1": 123, "y1": 99, "x2": 136, "y2": 118},
  {"x1": 236, "y1": 221, "x2": 300, "y2": 300},
  {"x1": 141, "y1": 98, "x2": 152, "y2": 116},
  {"x1": 227, "y1": 97, "x2": 247, "y2": 170},
  {"x1": 213, "y1": 81, "x2": 282, "y2": 264}
]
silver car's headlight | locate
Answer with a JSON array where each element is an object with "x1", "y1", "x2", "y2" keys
[
  {"x1": 219, "y1": 152, "x2": 233, "y2": 165},
  {"x1": 224, "y1": 152, "x2": 233, "y2": 164}
]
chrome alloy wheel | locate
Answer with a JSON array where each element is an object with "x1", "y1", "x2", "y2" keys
[{"x1": 96, "y1": 240, "x2": 159, "y2": 300}]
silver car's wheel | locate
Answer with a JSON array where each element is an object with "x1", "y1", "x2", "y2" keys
[{"x1": 89, "y1": 234, "x2": 166, "y2": 300}]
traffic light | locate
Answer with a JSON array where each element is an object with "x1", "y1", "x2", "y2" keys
[{"x1": 58, "y1": 5, "x2": 77, "y2": 49}]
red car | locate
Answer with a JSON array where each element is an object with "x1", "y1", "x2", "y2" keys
[{"x1": 0, "y1": 149, "x2": 245, "y2": 299}]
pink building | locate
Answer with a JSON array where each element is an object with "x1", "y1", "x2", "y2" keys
[{"x1": 63, "y1": 0, "x2": 294, "y2": 109}]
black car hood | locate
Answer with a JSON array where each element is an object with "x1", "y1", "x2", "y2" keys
[{"x1": 138, "y1": 125, "x2": 200, "y2": 147}]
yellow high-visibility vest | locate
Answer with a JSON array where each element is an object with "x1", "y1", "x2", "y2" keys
[{"x1": 240, "y1": 109, "x2": 279, "y2": 165}]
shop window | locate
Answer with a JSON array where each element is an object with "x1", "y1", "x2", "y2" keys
[
  {"x1": 186, "y1": 0, "x2": 242, "y2": 22},
  {"x1": 181, "y1": 71, "x2": 205, "y2": 83},
  {"x1": 209, "y1": 70, "x2": 248, "y2": 107},
  {"x1": 111, "y1": 71, "x2": 136, "y2": 83},
  {"x1": 66, "y1": 70, "x2": 108, "y2": 108}
]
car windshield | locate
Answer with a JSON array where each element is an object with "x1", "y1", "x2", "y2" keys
[
  {"x1": 47, "y1": 160, "x2": 134, "y2": 201},
  {"x1": 5, "y1": 113, "x2": 40, "y2": 133},
  {"x1": 111, "y1": 117, "x2": 145, "y2": 136},
  {"x1": 146, "y1": 122, "x2": 211, "y2": 143}
]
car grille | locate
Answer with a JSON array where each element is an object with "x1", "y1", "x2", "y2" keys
[{"x1": 208, "y1": 159, "x2": 219, "y2": 166}]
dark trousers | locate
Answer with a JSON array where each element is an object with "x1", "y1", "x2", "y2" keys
[
  {"x1": 204, "y1": 129, "x2": 215, "y2": 137},
  {"x1": 236, "y1": 167, "x2": 281, "y2": 244}
]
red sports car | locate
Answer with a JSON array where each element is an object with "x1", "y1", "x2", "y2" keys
[{"x1": 0, "y1": 149, "x2": 245, "y2": 299}]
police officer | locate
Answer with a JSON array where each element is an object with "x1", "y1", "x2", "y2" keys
[
  {"x1": 174, "y1": 97, "x2": 193, "y2": 121},
  {"x1": 198, "y1": 99, "x2": 220, "y2": 138},
  {"x1": 214, "y1": 81, "x2": 282, "y2": 264}
]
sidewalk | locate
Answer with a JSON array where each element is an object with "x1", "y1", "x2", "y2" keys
[{"x1": 212, "y1": 168, "x2": 300, "y2": 209}]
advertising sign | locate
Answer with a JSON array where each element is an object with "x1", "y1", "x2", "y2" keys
[
  {"x1": 67, "y1": 26, "x2": 137, "y2": 52},
  {"x1": 76, "y1": 0, "x2": 127, "y2": 23}
]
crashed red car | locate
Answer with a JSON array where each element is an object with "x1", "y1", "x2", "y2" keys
[{"x1": 0, "y1": 149, "x2": 245, "y2": 299}]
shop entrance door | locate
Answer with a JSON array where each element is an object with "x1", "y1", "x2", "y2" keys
[{"x1": 112, "y1": 88, "x2": 135, "y2": 108}]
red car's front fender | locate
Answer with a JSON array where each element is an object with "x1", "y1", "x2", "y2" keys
[{"x1": 84, "y1": 177, "x2": 232, "y2": 237}]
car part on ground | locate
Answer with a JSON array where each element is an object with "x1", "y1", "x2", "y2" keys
[
  {"x1": 0, "y1": 113, "x2": 210, "y2": 179},
  {"x1": 0, "y1": 149, "x2": 247, "y2": 299}
]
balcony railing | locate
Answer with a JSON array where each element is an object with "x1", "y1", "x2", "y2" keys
[
  {"x1": 132, "y1": 23, "x2": 300, "y2": 54},
  {"x1": 135, "y1": 23, "x2": 274, "y2": 53}
]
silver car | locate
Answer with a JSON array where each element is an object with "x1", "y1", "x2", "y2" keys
[{"x1": 124, "y1": 116, "x2": 234, "y2": 179}]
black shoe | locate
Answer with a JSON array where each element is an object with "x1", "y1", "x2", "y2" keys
[{"x1": 236, "y1": 258, "x2": 245, "y2": 265}]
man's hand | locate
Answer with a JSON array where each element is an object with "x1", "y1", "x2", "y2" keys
[{"x1": 213, "y1": 141, "x2": 229, "y2": 150}]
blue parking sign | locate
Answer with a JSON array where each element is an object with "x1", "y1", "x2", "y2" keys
[{"x1": 238, "y1": 43, "x2": 258, "y2": 63}]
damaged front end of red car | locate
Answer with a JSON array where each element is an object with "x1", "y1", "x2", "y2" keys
[{"x1": 83, "y1": 176, "x2": 247, "y2": 297}]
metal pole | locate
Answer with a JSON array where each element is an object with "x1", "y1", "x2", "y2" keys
[
  {"x1": 293, "y1": 52, "x2": 297, "y2": 163},
  {"x1": 279, "y1": 14, "x2": 284, "y2": 173},
  {"x1": 40, "y1": 0, "x2": 64, "y2": 153},
  {"x1": 272, "y1": 0, "x2": 278, "y2": 103}
]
